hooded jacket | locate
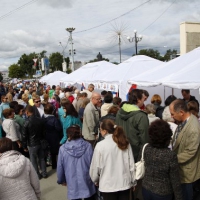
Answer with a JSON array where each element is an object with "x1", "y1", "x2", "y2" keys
[
  {"x1": 57, "y1": 138, "x2": 96, "y2": 199},
  {"x1": 116, "y1": 103, "x2": 149, "y2": 161},
  {"x1": 0, "y1": 150, "x2": 41, "y2": 200}
]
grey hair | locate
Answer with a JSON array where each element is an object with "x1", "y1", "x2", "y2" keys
[{"x1": 162, "y1": 106, "x2": 174, "y2": 122}]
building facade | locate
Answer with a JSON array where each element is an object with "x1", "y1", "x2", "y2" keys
[{"x1": 180, "y1": 22, "x2": 200, "y2": 55}]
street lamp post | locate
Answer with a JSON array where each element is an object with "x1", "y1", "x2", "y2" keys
[
  {"x1": 66, "y1": 27, "x2": 75, "y2": 71},
  {"x1": 127, "y1": 30, "x2": 142, "y2": 55},
  {"x1": 59, "y1": 42, "x2": 67, "y2": 72}
]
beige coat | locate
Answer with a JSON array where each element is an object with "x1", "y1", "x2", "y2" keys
[
  {"x1": 172, "y1": 114, "x2": 200, "y2": 183},
  {"x1": 82, "y1": 102, "x2": 99, "y2": 140}
]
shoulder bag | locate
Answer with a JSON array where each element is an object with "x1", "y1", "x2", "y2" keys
[{"x1": 135, "y1": 143, "x2": 148, "y2": 180}]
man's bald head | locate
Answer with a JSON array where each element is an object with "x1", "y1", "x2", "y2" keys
[{"x1": 91, "y1": 92, "x2": 101, "y2": 106}]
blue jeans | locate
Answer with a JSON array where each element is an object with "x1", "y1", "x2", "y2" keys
[
  {"x1": 142, "y1": 187, "x2": 173, "y2": 200},
  {"x1": 28, "y1": 145, "x2": 46, "y2": 176},
  {"x1": 181, "y1": 183, "x2": 193, "y2": 200}
]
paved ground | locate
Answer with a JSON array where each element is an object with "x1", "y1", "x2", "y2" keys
[{"x1": 40, "y1": 167, "x2": 67, "y2": 200}]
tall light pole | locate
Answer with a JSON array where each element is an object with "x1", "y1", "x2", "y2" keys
[
  {"x1": 59, "y1": 42, "x2": 67, "y2": 72},
  {"x1": 127, "y1": 30, "x2": 142, "y2": 55},
  {"x1": 66, "y1": 27, "x2": 75, "y2": 71}
]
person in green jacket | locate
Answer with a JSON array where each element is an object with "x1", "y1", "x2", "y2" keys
[{"x1": 115, "y1": 89, "x2": 149, "y2": 162}]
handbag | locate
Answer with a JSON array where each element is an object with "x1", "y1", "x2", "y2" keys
[{"x1": 135, "y1": 143, "x2": 148, "y2": 180}]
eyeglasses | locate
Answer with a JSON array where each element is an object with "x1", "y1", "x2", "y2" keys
[
  {"x1": 4, "y1": 98, "x2": 8, "y2": 99},
  {"x1": 34, "y1": 100, "x2": 41, "y2": 103}
]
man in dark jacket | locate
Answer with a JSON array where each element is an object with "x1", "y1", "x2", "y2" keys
[
  {"x1": 181, "y1": 89, "x2": 199, "y2": 110},
  {"x1": 116, "y1": 89, "x2": 149, "y2": 162},
  {"x1": 22, "y1": 105, "x2": 47, "y2": 179}
]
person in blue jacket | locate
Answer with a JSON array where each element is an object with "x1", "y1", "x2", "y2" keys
[
  {"x1": 57, "y1": 125, "x2": 96, "y2": 200},
  {"x1": 58, "y1": 99, "x2": 82, "y2": 145}
]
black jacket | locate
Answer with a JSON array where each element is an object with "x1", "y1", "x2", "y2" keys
[
  {"x1": 183, "y1": 95, "x2": 199, "y2": 110},
  {"x1": 22, "y1": 115, "x2": 45, "y2": 148}
]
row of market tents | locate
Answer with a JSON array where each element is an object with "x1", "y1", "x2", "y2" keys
[{"x1": 39, "y1": 47, "x2": 200, "y2": 103}]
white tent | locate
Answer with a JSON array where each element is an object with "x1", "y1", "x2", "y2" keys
[
  {"x1": 96, "y1": 55, "x2": 163, "y2": 100},
  {"x1": 127, "y1": 47, "x2": 200, "y2": 105},
  {"x1": 60, "y1": 61, "x2": 117, "y2": 86},
  {"x1": 128, "y1": 47, "x2": 200, "y2": 87},
  {"x1": 40, "y1": 71, "x2": 68, "y2": 87}
]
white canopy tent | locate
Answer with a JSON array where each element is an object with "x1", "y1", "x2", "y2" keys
[
  {"x1": 127, "y1": 47, "x2": 200, "y2": 105},
  {"x1": 40, "y1": 71, "x2": 68, "y2": 87},
  {"x1": 96, "y1": 55, "x2": 163, "y2": 101},
  {"x1": 60, "y1": 61, "x2": 117, "y2": 89},
  {"x1": 128, "y1": 47, "x2": 200, "y2": 87}
]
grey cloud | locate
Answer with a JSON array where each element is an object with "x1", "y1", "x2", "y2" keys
[{"x1": 38, "y1": 0, "x2": 76, "y2": 8}]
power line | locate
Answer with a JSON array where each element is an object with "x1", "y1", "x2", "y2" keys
[
  {"x1": 74, "y1": 0, "x2": 151, "y2": 34},
  {"x1": 0, "y1": 0, "x2": 39, "y2": 22},
  {"x1": 140, "y1": 0, "x2": 177, "y2": 33}
]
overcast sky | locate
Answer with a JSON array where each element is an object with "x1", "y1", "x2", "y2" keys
[{"x1": 0, "y1": 0, "x2": 200, "y2": 71}]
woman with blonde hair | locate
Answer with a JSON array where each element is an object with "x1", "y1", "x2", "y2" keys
[
  {"x1": 151, "y1": 94, "x2": 164, "y2": 119},
  {"x1": 145, "y1": 104, "x2": 159, "y2": 124},
  {"x1": 187, "y1": 100, "x2": 200, "y2": 121},
  {"x1": 90, "y1": 119, "x2": 136, "y2": 200}
]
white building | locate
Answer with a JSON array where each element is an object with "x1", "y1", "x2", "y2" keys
[
  {"x1": 1, "y1": 71, "x2": 9, "y2": 79},
  {"x1": 180, "y1": 22, "x2": 200, "y2": 55}
]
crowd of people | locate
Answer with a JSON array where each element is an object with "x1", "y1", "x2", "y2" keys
[{"x1": 0, "y1": 80, "x2": 200, "y2": 200}]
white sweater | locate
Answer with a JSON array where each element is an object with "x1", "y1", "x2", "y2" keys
[
  {"x1": 0, "y1": 150, "x2": 41, "y2": 200},
  {"x1": 2, "y1": 118, "x2": 19, "y2": 141},
  {"x1": 90, "y1": 134, "x2": 136, "y2": 192}
]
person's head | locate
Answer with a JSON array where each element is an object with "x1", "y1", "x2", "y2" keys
[
  {"x1": 145, "y1": 104, "x2": 156, "y2": 114},
  {"x1": 88, "y1": 84, "x2": 94, "y2": 92},
  {"x1": 0, "y1": 138, "x2": 13, "y2": 153},
  {"x1": 74, "y1": 89, "x2": 80, "y2": 94},
  {"x1": 107, "y1": 105, "x2": 120, "y2": 115},
  {"x1": 25, "y1": 105, "x2": 34, "y2": 116},
  {"x1": 128, "y1": 89, "x2": 145, "y2": 107},
  {"x1": 52, "y1": 85, "x2": 56, "y2": 90},
  {"x1": 162, "y1": 106, "x2": 174, "y2": 122},
  {"x1": 22, "y1": 94, "x2": 29, "y2": 102},
  {"x1": 164, "y1": 95, "x2": 177, "y2": 106},
  {"x1": 63, "y1": 102, "x2": 78, "y2": 117},
  {"x1": 187, "y1": 101, "x2": 199, "y2": 118},
  {"x1": 181, "y1": 89, "x2": 190, "y2": 101},
  {"x1": 67, "y1": 125, "x2": 82, "y2": 141},
  {"x1": 43, "y1": 93, "x2": 49, "y2": 102},
  {"x1": 3, "y1": 108, "x2": 15, "y2": 119},
  {"x1": 142, "y1": 90, "x2": 149, "y2": 101},
  {"x1": 44, "y1": 103, "x2": 54, "y2": 115},
  {"x1": 151, "y1": 94, "x2": 162, "y2": 105},
  {"x1": 169, "y1": 99, "x2": 189, "y2": 123},
  {"x1": 9, "y1": 101, "x2": 18, "y2": 109},
  {"x1": 1, "y1": 95, "x2": 8, "y2": 103},
  {"x1": 81, "y1": 98, "x2": 90, "y2": 109},
  {"x1": 33, "y1": 95, "x2": 41, "y2": 107},
  {"x1": 14, "y1": 104, "x2": 24, "y2": 116},
  {"x1": 60, "y1": 98, "x2": 70, "y2": 108},
  {"x1": 91, "y1": 92, "x2": 101, "y2": 106},
  {"x1": 100, "y1": 119, "x2": 129, "y2": 150},
  {"x1": 65, "y1": 92, "x2": 71, "y2": 98},
  {"x1": 101, "y1": 90, "x2": 107, "y2": 99},
  {"x1": 104, "y1": 94, "x2": 113, "y2": 104},
  {"x1": 113, "y1": 97, "x2": 122, "y2": 106},
  {"x1": 81, "y1": 92, "x2": 88, "y2": 99},
  {"x1": 56, "y1": 85, "x2": 61, "y2": 90},
  {"x1": 148, "y1": 120, "x2": 172, "y2": 148}
]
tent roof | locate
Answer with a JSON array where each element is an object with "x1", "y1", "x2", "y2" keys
[
  {"x1": 128, "y1": 47, "x2": 200, "y2": 88},
  {"x1": 61, "y1": 61, "x2": 116, "y2": 84},
  {"x1": 97, "y1": 55, "x2": 163, "y2": 84}
]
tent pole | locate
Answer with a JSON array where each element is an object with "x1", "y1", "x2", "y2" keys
[
  {"x1": 164, "y1": 86, "x2": 166, "y2": 102},
  {"x1": 172, "y1": 88, "x2": 174, "y2": 95}
]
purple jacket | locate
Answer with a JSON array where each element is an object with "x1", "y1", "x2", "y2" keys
[{"x1": 57, "y1": 138, "x2": 96, "y2": 199}]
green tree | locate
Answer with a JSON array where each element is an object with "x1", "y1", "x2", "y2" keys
[
  {"x1": 0, "y1": 73, "x2": 3, "y2": 81},
  {"x1": 49, "y1": 52, "x2": 63, "y2": 71},
  {"x1": 163, "y1": 49, "x2": 178, "y2": 61},
  {"x1": 64, "y1": 57, "x2": 70, "y2": 68},
  {"x1": 137, "y1": 49, "x2": 163, "y2": 60},
  {"x1": 8, "y1": 64, "x2": 24, "y2": 78}
]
